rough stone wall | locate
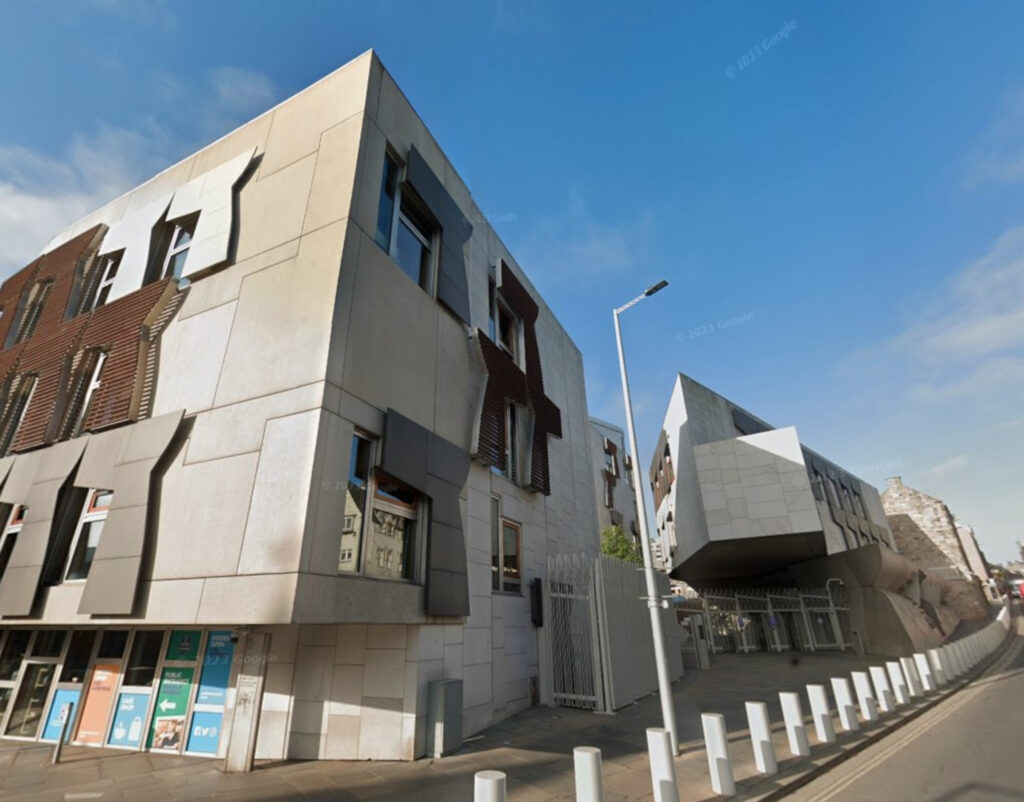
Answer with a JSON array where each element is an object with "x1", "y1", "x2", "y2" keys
[{"x1": 882, "y1": 477, "x2": 989, "y2": 620}]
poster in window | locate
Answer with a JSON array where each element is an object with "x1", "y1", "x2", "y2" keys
[
  {"x1": 107, "y1": 692, "x2": 150, "y2": 748},
  {"x1": 40, "y1": 688, "x2": 80, "y2": 743},
  {"x1": 186, "y1": 630, "x2": 235, "y2": 755},
  {"x1": 165, "y1": 630, "x2": 200, "y2": 662},
  {"x1": 147, "y1": 666, "x2": 195, "y2": 751},
  {"x1": 76, "y1": 663, "x2": 120, "y2": 745}
]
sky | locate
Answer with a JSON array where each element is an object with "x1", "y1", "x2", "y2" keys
[{"x1": 0, "y1": 1, "x2": 1022, "y2": 562}]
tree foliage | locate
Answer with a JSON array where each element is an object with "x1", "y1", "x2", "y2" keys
[{"x1": 600, "y1": 525, "x2": 643, "y2": 565}]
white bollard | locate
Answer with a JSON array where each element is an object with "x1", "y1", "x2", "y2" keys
[
  {"x1": 806, "y1": 685, "x2": 836, "y2": 744},
  {"x1": 474, "y1": 770, "x2": 507, "y2": 802},
  {"x1": 851, "y1": 672, "x2": 879, "y2": 723},
  {"x1": 927, "y1": 649, "x2": 947, "y2": 686},
  {"x1": 830, "y1": 677, "x2": 859, "y2": 732},
  {"x1": 647, "y1": 727, "x2": 680, "y2": 802},
  {"x1": 574, "y1": 747, "x2": 603, "y2": 802},
  {"x1": 915, "y1": 652, "x2": 937, "y2": 691},
  {"x1": 779, "y1": 692, "x2": 811, "y2": 757},
  {"x1": 699, "y1": 715, "x2": 735, "y2": 797},
  {"x1": 745, "y1": 701, "x2": 777, "y2": 775},
  {"x1": 900, "y1": 657, "x2": 923, "y2": 697},
  {"x1": 869, "y1": 666, "x2": 895, "y2": 713},
  {"x1": 886, "y1": 661, "x2": 910, "y2": 705}
]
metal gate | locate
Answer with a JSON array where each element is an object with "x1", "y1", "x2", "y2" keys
[{"x1": 545, "y1": 554, "x2": 603, "y2": 710}]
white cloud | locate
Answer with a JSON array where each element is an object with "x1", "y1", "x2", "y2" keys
[
  {"x1": 922, "y1": 453, "x2": 969, "y2": 478},
  {"x1": 0, "y1": 66, "x2": 276, "y2": 279},
  {"x1": 515, "y1": 188, "x2": 657, "y2": 286},
  {"x1": 966, "y1": 88, "x2": 1024, "y2": 187}
]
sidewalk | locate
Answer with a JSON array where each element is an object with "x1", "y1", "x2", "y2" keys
[{"x1": 0, "y1": 649, "x2": 885, "y2": 801}]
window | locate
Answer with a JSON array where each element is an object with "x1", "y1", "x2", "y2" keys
[
  {"x1": 375, "y1": 152, "x2": 400, "y2": 250},
  {"x1": 491, "y1": 499, "x2": 522, "y2": 594},
  {"x1": 90, "y1": 253, "x2": 121, "y2": 310},
  {"x1": 159, "y1": 214, "x2": 198, "y2": 280},
  {"x1": 503, "y1": 403, "x2": 522, "y2": 484},
  {"x1": 122, "y1": 630, "x2": 164, "y2": 688},
  {"x1": 31, "y1": 629, "x2": 67, "y2": 658},
  {"x1": 489, "y1": 282, "x2": 521, "y2": 363},
  {"x1": 375, "y1": 152, "x2": 438, "y2": 294},
  {"x1": 340, "y1": 434, "x2": 372, "y2": 574},
  {"x1": 65, "y1": 489, "x2": 113, "y2": 581},
  {"x1": 60, "y1": 631, "x2": 96, "y2": 684},
  {"x1": 0, "y1": 505, "x2": 25, "y2": 584},
  {"x1": 61, "y1": 350, "x2": 106, "y2": 440},
  {"x1": 0, "y1": 630, "x2": 30, "y2": 681},
  {"x1": 366, "y1": 470, "x2": 421, "y2": 581},
  {"x1": 0, "y1": 375, "x2": 36, "y2": 455},
  {"x1": 13, "y1": 280, "x2": 52, "y2": 344},
  {"x1": 96, "y1": 630, "x2": 128, "y2": 659}
]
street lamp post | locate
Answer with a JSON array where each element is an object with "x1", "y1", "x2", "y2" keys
[{"x1": 613, "y1": 279, "x2": 679, "y2": 753}]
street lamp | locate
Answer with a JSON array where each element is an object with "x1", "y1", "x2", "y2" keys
[{"x1": 613, "y1": 279, "x2": 679, "y2": 753}]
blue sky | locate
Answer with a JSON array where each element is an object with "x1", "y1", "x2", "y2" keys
[{"x1": 1, "y1": 1, "x2": 1022, "y2": 562}]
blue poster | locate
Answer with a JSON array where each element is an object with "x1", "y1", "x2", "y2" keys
[
  {"x1": 41, "y1": 688, "x2": 81, "y2": 742},
  {"x1": 195, "y1": 630, "x2": 235, "y2": 707},
  {"x1": 186, "y1": 710, "x2": 224, "y2": 754},
  {"x1": 186, "y1": 630, "x2": 235, "y2": 754},
  {"x1": 108, "y1": 692, "x2": 150, "y2": 748}
]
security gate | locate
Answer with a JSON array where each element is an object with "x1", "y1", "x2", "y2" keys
[{"x1": 545, "y1": 554, "x2": 603, "y2": 710}]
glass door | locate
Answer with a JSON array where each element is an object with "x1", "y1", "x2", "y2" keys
[{"x1": 5, "y1": 662, "x2": 58, "y2": 738}]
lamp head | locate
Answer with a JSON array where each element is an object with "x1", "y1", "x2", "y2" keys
[{"x1": 644, "y1": 280, "x2": 669, "y2": 297}]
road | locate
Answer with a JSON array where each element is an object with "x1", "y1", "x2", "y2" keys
[{"x1": 788, "y1": 611, "x2": 1024, "y2": 802}]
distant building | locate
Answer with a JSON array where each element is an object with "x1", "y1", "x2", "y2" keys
[
  {"x1": 649, "y1": 373, "x2": 965, "y2": 655},
  {"x1": 588, "y1": 418, "x2": 639, "y2": 541},
  {"x1": 882, "y1": 478, "x2": 995, "y2": 617}
]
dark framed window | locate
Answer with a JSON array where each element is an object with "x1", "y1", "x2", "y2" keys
[{"x1": 123, "y1": 630, "x2": 164, "y2": 688}]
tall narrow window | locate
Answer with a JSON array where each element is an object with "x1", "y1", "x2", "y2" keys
[
  {"x1": 366, "y1": 470, "x2": 421, "y2": 582},
  {"x1": 375, "y1": 152, "x2": 400, "y2": 251},
  {"x1": 91, "y1": 254, "x2": 121, "y2": 310},
  {"x1": 504, "y1": 403, "x2": 519, "y2": 484},
  {"x1": 0, "y1": 505, "x2": 26, "y2": 584},
  {"x1": 160, "y1": 215, "x2": 198, "y2": 280},
  {"x1": 489, "y1": 283, "x2": 521, "y2": 363},
  {"x1": 492, "y1": 506, "x2": 522, "y2": 594},
  {"x1": 14, "y1": 281, "x2": 51, "y2": 343},
  {"x1": 62, "y1": 350, "x2": 106, "y2": 440},
  {"x1": 65, "y1": 489, "x2": 113, "y2": 581},
  {"x1": 340, "y1": 434, "x2": 372, "y2": 574},
  {"x1": 0, "y1": 375, "x2": 36, "y2": 455}
]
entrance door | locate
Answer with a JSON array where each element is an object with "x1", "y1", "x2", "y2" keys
[{"x1": 5, "y1": 662, "x2": 58, "y2": 738}]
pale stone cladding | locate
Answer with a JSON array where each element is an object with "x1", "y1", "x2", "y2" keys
[
  {"x1": 881, "y1": 478, "x2": 991, "y2": 618},
  {"x1": 0, "y1": 50, "x2": 598, "y2": 763},
  {"x1": 588, "y1": 417, "x2": 640, "y2": 540}
]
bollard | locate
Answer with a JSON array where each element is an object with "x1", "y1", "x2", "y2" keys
[
  {"x1": 745, "y1": 701, "x2": 777, "y2": 775},
  {"x1": 574, "y1": 747, "x2": 603, "y2": 802},
  {"x1": 886, "y1": 661, "x2": 910, "y2": 705},
  {"x1": 830, "y1": 677, "x2": 859, "y2": 732},
  {"x1": 914, "y1": 653, "x2": 937, "y2": 692},
  {"x1": 648, "y1": 727, "x2": 681, "y2": 802},
  {"x1": 869, "y1": 666, "x2": 895, "y2": 713},
  {"x1": 927, "y1": 649, "x2": 947, "y2": 686},
  {"x1": 806, "y1": 685, "x2": 836, "y2": 744},
  {"x1": 851, "y1": 672, "x2": 879, "y2": 723},
  {"x1": 474, "y1": 771, "x2": 506, "y2": 802},
  {"x1": 51, "y1": 703, "x2": 74, "y2": 765},
  {"x1": 778, "y1": 692, "x2": 811, "y2": 757},
  {"x1": 900, "y1": 656, "x2": 923, "y2": 697},
  {"x1": 700, "y1": 715, "x2": 735, "y2": 797}
]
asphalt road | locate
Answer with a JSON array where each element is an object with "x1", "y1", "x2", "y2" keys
[{"x1": 788, "y1": 612, "x2": 1024, "y2": 802}]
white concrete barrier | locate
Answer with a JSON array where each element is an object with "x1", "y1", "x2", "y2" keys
[
  {"x1": 942, "y1": 645, "x2": 960, "y2": 679},
  {"x1": 927, "y1": 649, "x2": 947, "y2": 686},
  {"x1": 915, "y1": 652, "x2": 937, "y2": 691},
  {"x1": 830, "y1": 677, "x2": 859, "y2": 732},
  {"x1": 886, "y1": 661, "x2": 910, "y2": 705},
  {"x1": 851, "y1": 672, "x2": 879, "y2": 723},
  {"x1": 954, "y1": 641, "x2": 970, "y2": 673},
  {"x1": 574, "y1": 747, "x2": 603, "y2": 802},
  {"x1": 475, "y1": 770, "x2": 507, "y2": 802},
  {"x1": 699, "y1": 715, "x2": 735, "y2": 797},
  {"x1": 900, "y1": 657, "x2": 923, "y2": 697},
  {"x1": 806, "y1": 685, "x2": 836, "y2": 744},
  {"x1": 779, "y1": 692, "x2": 811, "y2": 757},
  {"x1": 745, "y1": 701, "x2": 777, "y2": 775},
  {"x1": 869, "y1": 666, "x2": 895, "y2": 713},
  {"x1": 648, "y1": 727, "x2": 680, "y2": 802}
]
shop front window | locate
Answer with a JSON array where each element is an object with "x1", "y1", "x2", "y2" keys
[{"x1": 123, "y1": 631, "x2": 164, "y2": 688}]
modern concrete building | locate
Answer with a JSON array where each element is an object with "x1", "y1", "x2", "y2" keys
[
  {"x1": 0, "y1": 51, "x2": 600, "y2": 765},
  {"x1": 588, "y1": 418, "x2": 639, "y2": 542},
  {"x1": 649, "y1": 373, "x2": 964, "y2": 655},
  {"x1": 882, "y1": 477, "x2": 996, "y2": 618}
]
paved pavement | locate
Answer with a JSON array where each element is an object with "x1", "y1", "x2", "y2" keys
[
  {"x1": 786, "y1": 614, "x2": 1024, "y2": 802},
  {"x1": 0, "y1": 648, "x2": 895, "y2": 802}
]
